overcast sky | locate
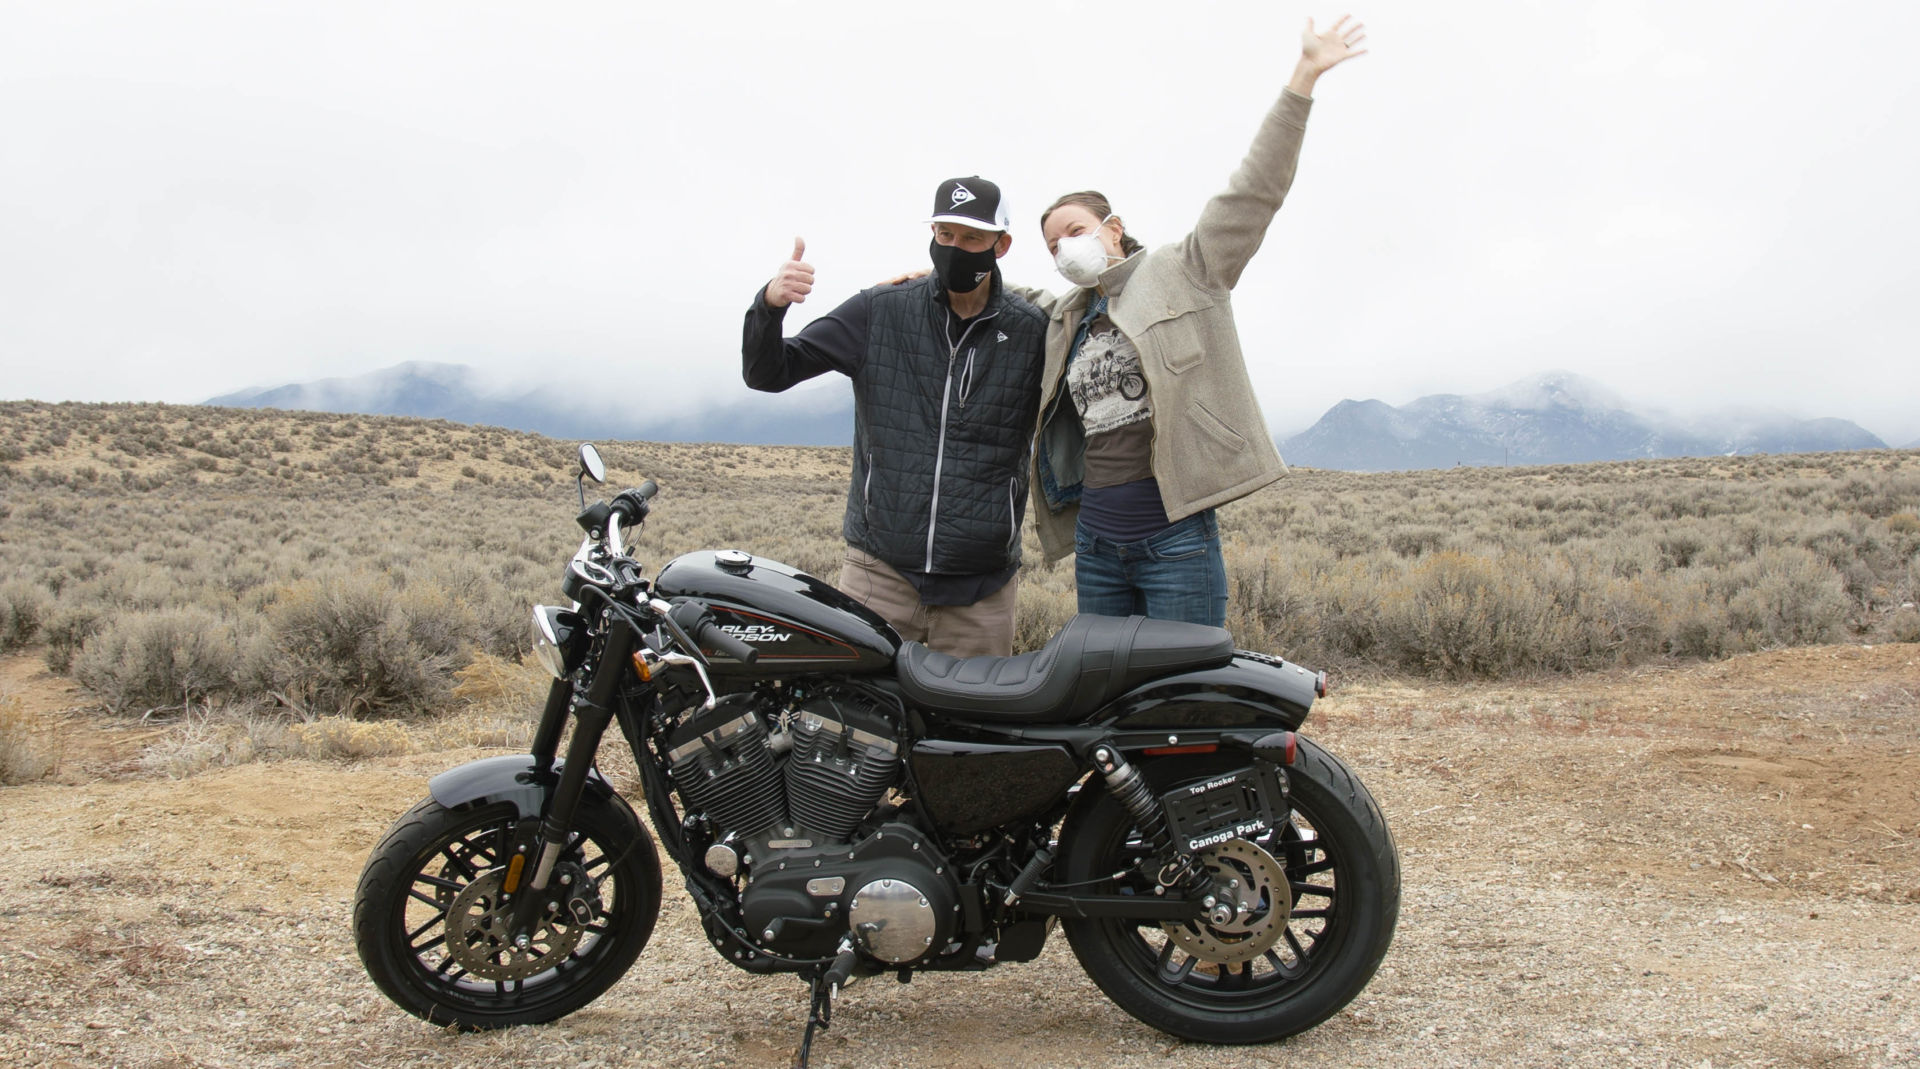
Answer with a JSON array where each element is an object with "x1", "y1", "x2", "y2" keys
[{"x1": 4, "y1": 1, "x2": 1917, "y2": 444}]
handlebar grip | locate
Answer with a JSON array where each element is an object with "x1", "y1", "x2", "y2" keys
[
  {"x1": 697, "y1": 618, "x2": 760, "y2": 665},
  {"x1": 609, "y1": 484, "x2": 656, "y2": 525},
  {"x1": 667, "y1": 601, "x2": 760, "y2": 665}
]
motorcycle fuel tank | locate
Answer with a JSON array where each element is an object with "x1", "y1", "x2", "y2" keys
[{"x1": 653, "y1": 550, "x2": 899, "y2": 676}]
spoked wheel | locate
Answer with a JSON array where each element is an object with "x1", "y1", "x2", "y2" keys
[
  {"x1": 1058, "y1": 738, "x2": 1400, "y2": 1043},
  {"x1": 352, "y1": 795, "x2": 661, "y2": 1029}
]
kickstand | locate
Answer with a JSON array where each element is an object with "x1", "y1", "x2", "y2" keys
[{"x1": 793, "y1": 943, "x2": 857, "y2": 1069}]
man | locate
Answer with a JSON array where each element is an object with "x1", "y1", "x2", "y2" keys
[{"x1": 742, "y1": 176, "x2": 1047, "y2": 657}]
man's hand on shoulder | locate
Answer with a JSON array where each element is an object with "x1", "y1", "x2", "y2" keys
[{"x1": 765, "y1": 237, "x2": 815, "y2": 308}]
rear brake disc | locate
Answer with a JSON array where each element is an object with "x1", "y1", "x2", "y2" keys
[{"x1": 1160, "y1": 838, "x2": 1291, "y2": 966}]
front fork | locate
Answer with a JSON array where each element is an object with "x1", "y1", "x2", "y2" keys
[{"x1": 503, "y1": 615, "x2": 637, "y2": 943}]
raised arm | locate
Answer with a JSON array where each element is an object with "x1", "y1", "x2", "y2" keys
[
  {"x1": 742, "y1": 237, "x2": 871, "y2": 392},
  {"x1": 1290, "y1": 15, "x2": 1368, "y2": 97},
  {"x1": 1179, "y1": 16, "x2": 1368, "y2": 291}
]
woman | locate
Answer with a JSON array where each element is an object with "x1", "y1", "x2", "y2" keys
[{"x1": 1027, "y1": 16, "x2": 1366, "y2": 626}]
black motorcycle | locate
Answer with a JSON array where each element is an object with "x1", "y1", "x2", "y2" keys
[{"x1": 353, "y1": 446, "x2": 1399, "y2": 1062}]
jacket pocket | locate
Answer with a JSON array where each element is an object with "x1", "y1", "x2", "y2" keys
[
  {"x1": 1138, "y1": 292, "x2": 1215, "y2": 375},
  {"x1": 1188, "y1": 399, "x2": 1248, "y2": 453}
]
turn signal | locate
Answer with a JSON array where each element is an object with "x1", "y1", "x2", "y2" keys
[{"x1": 630, "y1": 651, "x2": 653, "y2": 681}]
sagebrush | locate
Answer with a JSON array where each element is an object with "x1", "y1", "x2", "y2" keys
[{"x1": 3, "y1": 400, "x2": 1915, "y2": 720}]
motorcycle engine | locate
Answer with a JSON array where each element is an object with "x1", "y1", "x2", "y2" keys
[{"x1": 666, "y1": 690, "x2": 960, "y2": 964}]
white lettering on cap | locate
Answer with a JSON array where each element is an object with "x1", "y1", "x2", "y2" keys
[{"x1": 950, "y1": 184, "x2": 977, "y2": 206}]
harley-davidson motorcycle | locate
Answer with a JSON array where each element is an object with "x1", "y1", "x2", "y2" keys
[{"x1": 353, "y1": 446, "x2": 1399, "y2": 1062}]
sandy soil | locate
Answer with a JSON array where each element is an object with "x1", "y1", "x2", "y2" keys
[{"x1": 2, "y1": 644, "x2": 1916, "y2": 1068}]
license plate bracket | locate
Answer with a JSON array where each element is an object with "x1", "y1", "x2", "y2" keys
[{"x1": 1159, "y1": 765, "x2": 1285, "y2": 853}]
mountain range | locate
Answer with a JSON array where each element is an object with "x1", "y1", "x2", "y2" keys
[
  {"x1": 1276, "y1": 373, "x2": 1888, "y2": 471},
  {"x1": 206, "y1": 362, "x2": 1895, "y2": 470},
  {"x1": 206, "y1": 361, "x2": 853, "y2": 446}
]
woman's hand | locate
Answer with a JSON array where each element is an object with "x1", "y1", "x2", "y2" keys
[
  {"x1": 1290, "y1": 15, "x2": 1367, "y2": 96},
  {"x1": 876, "y1": 268, "x2": 930, "y2": 287}
]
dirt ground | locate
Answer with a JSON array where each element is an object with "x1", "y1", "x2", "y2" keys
[{"x1": 2, "y1": 644, "x2": 1916, "y2": 1068}]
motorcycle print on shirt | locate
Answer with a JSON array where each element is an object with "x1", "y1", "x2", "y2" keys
[{"x1": 1067, "y1": 326, "x2": 1151, "y2": 435}]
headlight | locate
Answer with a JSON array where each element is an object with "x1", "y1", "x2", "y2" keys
[{"x1": 530, "y1": 605, "x2": 577, "y2": 680}]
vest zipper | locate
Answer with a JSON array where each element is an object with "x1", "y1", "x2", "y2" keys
[{"x1": 926, "y1": 306, "x2": 998, "y2": 572}]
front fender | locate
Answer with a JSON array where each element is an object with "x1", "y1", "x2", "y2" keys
[
  {"x1": 428, "y1": 754, "x2": 626, "y2": 821},
  {"x1": 1097, "y1": 653, "x2": 1324, "y2": 734}
]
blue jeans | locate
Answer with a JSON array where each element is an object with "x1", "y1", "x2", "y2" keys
[{"x1": 1074, "y1": 510, "x2": 1228, "y2": 627}]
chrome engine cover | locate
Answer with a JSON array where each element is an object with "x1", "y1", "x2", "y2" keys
[{"x1": 848, "y1": 876, "x2": 941, "y2": 963}]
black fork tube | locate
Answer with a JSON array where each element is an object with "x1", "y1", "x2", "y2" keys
[
  {"x1": 529, "y1": 676, "x2": 573, "y2": 774},
  {"x1": 508, "y1": 617, "x2": 635, "y2": 942}
]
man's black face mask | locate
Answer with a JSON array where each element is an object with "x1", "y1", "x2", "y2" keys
[{"x1": 929, "y1": 237, "x2": 997, "y2": 294}]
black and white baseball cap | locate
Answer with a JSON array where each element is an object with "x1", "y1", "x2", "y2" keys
[{"x1": 927, "y1": 176, "x2": 1011, "y2": 232}]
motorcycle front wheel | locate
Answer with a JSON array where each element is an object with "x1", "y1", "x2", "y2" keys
[
  {"x1": 352, "y1": 794, "x2": 661, "y2": 1029},
  {"x1": 1058, "y1": 737, "x2": 1400, "y2": 1044}
]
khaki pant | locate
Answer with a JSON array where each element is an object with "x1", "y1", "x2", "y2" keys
[{"x1": 838, "y1": 546, "x2": 1018, "y2": 658}]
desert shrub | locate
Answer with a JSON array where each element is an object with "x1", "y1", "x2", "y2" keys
[
  {"x1": 0, "y1": 691, "x2": 58, "y2": 784},
  {"x1": 1655, "y1": 526, "x2": 1710, "y2": 570},
  {"x1": 253, "y1": 572, "x2": 485, "y2": 719},
  {"x1": 1385, "y1": 526, "x2": 1448, "y2": 559},
  {"x1": 73, "y1": 607, "x2": 242, "y2": 714},
  {"x1": 1013, "y1": 581, "x2": 1077, "y2": 654},
  {"x1": 1231, "y1": 550, "x2": 1320, "y2": 655},
  {"x1": 1, "y1": 580, "x2": 51, "y2": 650},
  {"x1": 1579, "y1": 575, "x2": 1667, "y2": 663},
  {"x1": 1373, "y1": 551, "x2": 1585, "y2": 679},
  {"x1": 137, "y1": 709, "x2": 293, "y2": 778},
  {"x1": 1719, "y1": 546, "x2": 1850, "y2": 649},
  {"x1": 41, "y1": 603, "x2": 105, "y2": 674},
  {"x1": 450, "y1": 651, "x2": 548, "y2": 713},
  {"x1": 289, "y1": 717, "x2": 411, "y2": 760}
]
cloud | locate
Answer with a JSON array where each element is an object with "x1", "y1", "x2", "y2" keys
[{"x1": 3, "y1": 1, "x2": 1917, "y2": 444}]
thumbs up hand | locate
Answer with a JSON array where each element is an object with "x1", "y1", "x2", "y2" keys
[{"x1": 764, "y1": 237, "x2": 815, "y2": 308}]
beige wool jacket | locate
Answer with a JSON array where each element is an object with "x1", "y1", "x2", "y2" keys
[{"x1": 1026, "y1": 88, "x2": 1313, "y2": 562}]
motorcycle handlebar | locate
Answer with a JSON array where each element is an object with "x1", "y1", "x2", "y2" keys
[{"x1": 605, "y1": 482, "x2": 658, "y2": 559}]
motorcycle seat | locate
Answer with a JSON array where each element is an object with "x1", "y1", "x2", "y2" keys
[{"x1": 894, "y1": 614, "x2": 1235, "y2": 722}]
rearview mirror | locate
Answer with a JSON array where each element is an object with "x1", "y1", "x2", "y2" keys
[{"x1": 578, "y1": 443, "x2": 606, "y2": 484}]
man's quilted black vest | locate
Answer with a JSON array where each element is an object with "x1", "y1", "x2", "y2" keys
[{"x1": 845, "y1": 274, "x2": 1047, "y2": 577}]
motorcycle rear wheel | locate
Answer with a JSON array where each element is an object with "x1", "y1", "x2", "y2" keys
[
  {"x1": 1058, "y1": 737, "x2": 1399, "y2": 1043},
  {"x1": 352, "y1": 794, "x2": 661, "y2": 1029}
]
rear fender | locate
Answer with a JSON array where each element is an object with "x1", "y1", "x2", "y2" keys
[
  {"x1": 428, "y1": 754, "x2": 628, "y2": 821},
  {"x1": 1096, "y1": 653, "x2": 1323, "y2": 736}
]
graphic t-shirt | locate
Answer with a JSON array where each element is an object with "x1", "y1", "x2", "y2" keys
[
  {"x1": 1068, "y1": 310, "x2": 1170, "y2": 541},
  {"x1": 1067, "y1": 313, "x2": 1155, "y2": 489}
]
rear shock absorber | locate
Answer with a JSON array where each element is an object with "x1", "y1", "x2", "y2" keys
[{"x1": 1091, "y1": 745, "x2": 1210, "y2": 896}]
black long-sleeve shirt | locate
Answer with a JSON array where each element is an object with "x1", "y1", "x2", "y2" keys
[{"x1": 741, "y1": 286, "x2": 871, "y2": 391}]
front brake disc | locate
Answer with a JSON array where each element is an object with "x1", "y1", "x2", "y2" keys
[{"x1": 443, "y1": 862, "x2": 591, "y2": 981}]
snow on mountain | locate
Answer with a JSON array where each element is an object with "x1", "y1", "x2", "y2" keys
[{"x1": 1280, "y1": 372, "x2": 1886, "y2": 471}]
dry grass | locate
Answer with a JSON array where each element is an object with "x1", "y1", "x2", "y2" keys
[
  {"x1": 0, "y1": 689, "x2": 58, "y2": 784},
  {"x1": 3, "y1": 400, "x2": 1917, "y2": 730}
]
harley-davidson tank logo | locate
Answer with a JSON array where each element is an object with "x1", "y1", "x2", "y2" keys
[{"x1": 718, "y1": 624, "x2": 792, "y2": 643}]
